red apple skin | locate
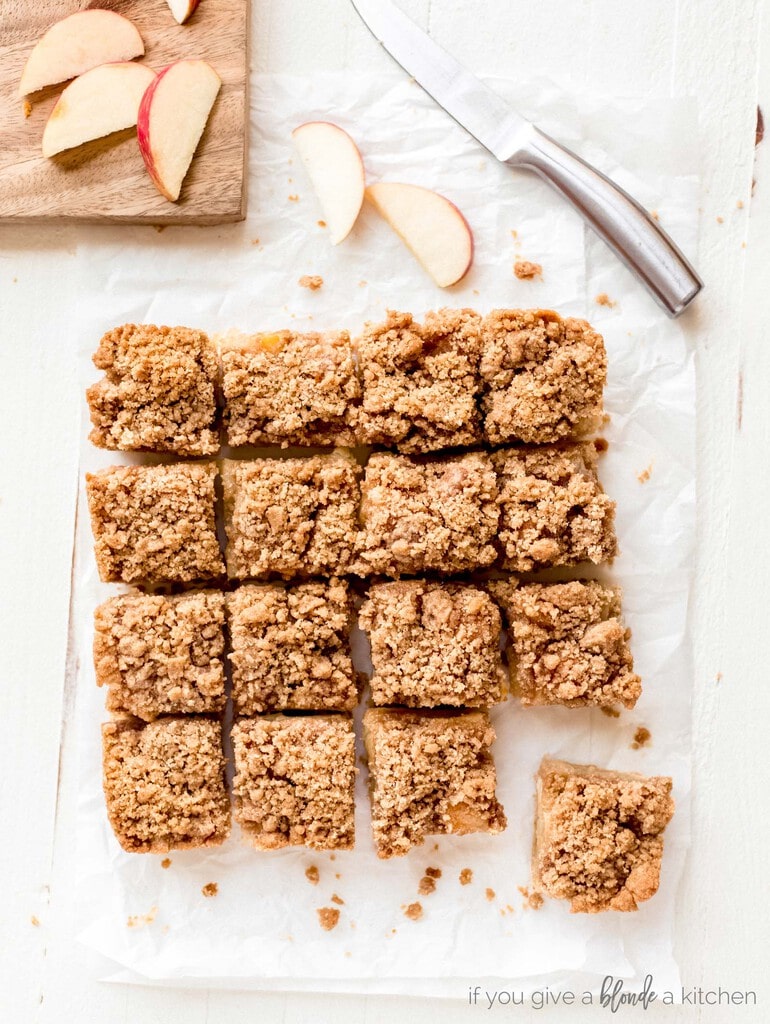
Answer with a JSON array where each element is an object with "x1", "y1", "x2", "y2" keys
[{"x1": 137, "y1": 65, "x2": 174, "y2": 201}]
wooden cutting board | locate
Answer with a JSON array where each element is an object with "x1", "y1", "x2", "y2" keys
[{"x1": 0, "y1": 0, "x2": 248, "y2": 224}]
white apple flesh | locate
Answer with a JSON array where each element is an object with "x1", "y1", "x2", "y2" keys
[
  {"x1": 166, "y1": 0, "x2": 201, "y2": 25},
  {"x1": 366, "y1": 182, "x2": 474, "y2": 288},
  {"x1": 292, "y1": 122, "x2": 365, "y2": 245},
  {"x1": 41, "y1": 62, "x2": 156, "y2": 158},
  {"x1": 137, "y1": 59, "x2": 221, "y2": 203},
  {"x1": 18, "y1": 10, "x2": 144, "y2": 97}
]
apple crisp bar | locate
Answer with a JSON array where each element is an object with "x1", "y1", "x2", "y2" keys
[
  {"x1": 220, "y1": 329, "x2": 360, "y2": 447},
  {"x1": 102, "y1": 716, "x2": 230, "y2": 853},
  {"x1": 226, "y1": 580, "x2": 357, "y2": 714},
  {"x1": 86, "y1": 462, "x2": 224, "y2": 585},
  {"x1": 359, "y1": 581, "x2": 507, "y2": 707},
  {"x1": 493, "y1": 442, "x2": 617, "y2": 571},
  {"x1": 231, "y1": 714, "x2": 356, "y2": 851},
  {"x1": 94, "y1": 591, "x2": 226, "y2": 720},
  {"x1": 87, "y1": 324, "x2": 220, "y2": 456},
  {"x1": 533, "y1": 758, "x2": 674, "y2": 912},
  {"x1": 353, "y1": 451, "x2": 499, "y2": 577},
  {"x1": 221, "y1": 453, "x2": 360, "y2": 579},
  {"x1": 480, "y1": 309, "x2": 606, "y2": 445},
  {"x1": 363, "y1": 708, "x2": 507, "y2": 858},
  {"x1": 355, "y1": 309, "x2": 483, "y2": 452}
]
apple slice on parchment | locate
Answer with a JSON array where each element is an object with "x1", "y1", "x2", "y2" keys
[
  {"x1": 292, "y1": 122, "x2": 365, "y2": 245},
  {"x1": 18, "y1": 10, "x2": 144, "y2": 97},
  {"x1": 42, "y1": 62, "x2": 156, "y2": 158},
  {"x1": 166, "y1": 0, "x2": 201, "y2": 25},
  {"x1": 366, "y1": 182, "x2": 474, "y2": 288},
  {"x1": 137, "y1": 59, "x2": 221, "y2": 202}
]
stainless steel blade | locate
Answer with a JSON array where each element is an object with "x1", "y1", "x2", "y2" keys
[{"x1": 349, "y1": 0, "x2": 532, "y2": 160}]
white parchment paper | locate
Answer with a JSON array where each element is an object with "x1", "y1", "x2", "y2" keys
[{"x1": 70, "y1": 73, "x2": 698, "y2": 998}]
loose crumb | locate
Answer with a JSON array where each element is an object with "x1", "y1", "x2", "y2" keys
[
  {"x1": 359, "y1": 280, "x2": 367, "y2": 287},
  {"x1": 160, "y1": 858, "x2": 172, "y2": 870},
  {"x1": 127, "y1": 907, "x2": 157, "y2": 928},
  {"x1": 631, "y1": 726, "x2": 652, "y2": 750},
  {"x1": 299, "y1": 274, "x2": 323, "y2": 291},
  {"x1": 737, "y1": 200, "x2": 744, "y2": 209},
  {"x1": 425, "y1": 866, "x2": 442, "y2": 879},
  {"x1": 252, "y1": 238, "x2": 260, "y2": 245},
  {"x1": 305, "y1": 865, "x2": 320, "y2": 885},
  {"x1": 717, "y1": 216, "x2": 724, "y2": 224},
  {"x1": 317, "y1": 907, "x2": 340, "y2": 931},
  {"x1": 30, "y1": 916, "x2": 40, "y2": 927},
  {"x1": 595, "y1": 292, "x2": 617, "y2": 308},
  {"x1": 716, "y1": 672, "x2": 723, "y2": 682},
  {"x1": 418, "y1": 876, "x2": 436, "y2": 896},
  {"x1": 601, "y1": 707, "x2": 621, "y2": 719},
  {"x1": 513, "y1": 259, "x2": 543, "y2": 280},
  {"x1": 317, "y1": 220, "x2": 327, "y2": 227},
  {"x1": 637, "y1": 463, "x2": 653, "y2": 484},
  {"x1": 459, "y1": 868, "x2": 473, "y2": 885},
  {"x1": 201, "y1": 882, "x2": 218, "y2": 898},
  {"x1": 518, "y1": 886, "x2": 544, "y2": 910},
  {"x1": 23, "y1": 99, "x2": 32, "y2": 118},
  {"x1": 404, "y1": 902, "x2": 423, "y2": 921},
  {"x1": 288, "y1": 194, "x2": 299, "y2": 202},
  {"x1": 651, "y1": 210, "x2": 660, "y2": 221},
  {"x1": 331, "y1": 894, "x2": 345, "y2": 906},
  {"x1": 511, "y1": 230, "x2": 519, "y2": 240},
  {"x1": 485, "y1": 888, "x2": 495, "y2": 901}
]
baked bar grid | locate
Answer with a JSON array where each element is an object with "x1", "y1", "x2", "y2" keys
[{"x1": 86, "y1": 311, "x2": 673, "y2": 911}]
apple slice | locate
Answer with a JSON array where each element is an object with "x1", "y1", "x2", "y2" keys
[
  {"x1": 292, "y1": 122, "x2": 365, "y2": 245},
  {"x1": 41, "y1": 62, "x2": 156, "y2": 158},
  {"x1": 366, "y1": 183, "x2": 474, "y2": 288},
  {"x1": 137, "y1": 60, "x2": 221, "y2": 202},
  {"x1": 166, "y1": 0, "x2": 201, "y2": 25},
  {"x1": 18, "y1": 10, "x2": 144, "y2": 97}
]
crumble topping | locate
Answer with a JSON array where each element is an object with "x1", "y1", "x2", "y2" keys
[
  {"x1": 317, "y1": 907, "x2": 341, "y2": 930},
  {"x1": 87, "y1": 324, "x2": 220, "y2": 456},
  {"x1": 298, "y1": 275, "x2": 324, "y2": 290},
  {"x1": 513, "y1": 260, "x2": 542, "y2": 280},
  {"x1": 533, "y1": 758, "x2": 674, "y2": 913},
  {"x1": 360, "y1": 580, "x2": 506, "y2": 707}
]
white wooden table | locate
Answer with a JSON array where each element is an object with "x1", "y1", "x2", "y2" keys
[{"x1": 2, "y1": 1, "x2": 769, "y2": 1020}]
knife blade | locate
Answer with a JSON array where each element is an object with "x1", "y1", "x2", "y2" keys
[{"x1": 350, "y1": 0, "x2": 702, "y2": 317}]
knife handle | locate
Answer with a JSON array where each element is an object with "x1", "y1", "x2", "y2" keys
[{"x1": 512, "y1": 127, "x2": 702, "y2": 317}]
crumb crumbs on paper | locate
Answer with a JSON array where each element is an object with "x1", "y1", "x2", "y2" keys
[
  {"x1": 160, "y1": 857, "x2": 171, "y2": 870},
  {"x1": 331, "y1": 894, "x2": 345, "y2": 906},
  {"x1": 335, "y1": 872, "x2": 341, "y2": 880},
  {"x1": 595, "y1": 292, "x2": 617, "y2": 308},
  {"x1": 127, "y1": 907, "x2": 157, "y2": 928},
  {"x1": 317, "y1": 219, "x2": 327, "y2": 227},
  {"x1": 299, "y1": 274, "x2": 323, "y2": 291},
  {"x1": 513, "y1": 259, "x2": 543, "y2": 280},
  {"x1": 485, "y1": 888, "x2": 495, "y2": 902},
  {"x1": 426, "y1": 867, "x2": 441, "y2": 879},
  {"x1": 518, "y1": 886, "x2": 544, "y2": 910},
  {"x1": 317, "y1": 907, "x2": 340, "y2": 931},
  {"x1": 404, "y1": 902, "x2": 423, "y2": 921},
  {"x1": 251, "y1": 238, "x2": 260, "y2": 246},
  {"x1": 737, "y1": 199, "x2": 744, "y2": 209},
  {"x1": 651, "y1": 210, "x2": 660, "y2": 221},
  {"x1": 305, "y1": 865, "x2": 320, "y2": 886},
  {"x1": 631, "y1": 726, "x2": 652, "y2": 750},
  {"x1": 459, "y1": 868, "x2": 473, "y2": 886},
  {"x1": 717, "y1": 216, "x2": 724, "y2": 224},
  {"x1": 201, "y1": 883, "x2": 218, "y2": 898},
  {"x1": 637, "y1": 462, "x2": 653, "y2": 484},
  {"x1": 601, "y1": 706, "x2": 621, "y2": 718},
  {"x1": 418, "y1": 876, "x2": 436, "y2": 896},
  {"x1": 511, "y1": 229, "x2": 519, "y2": 240},
  {"x1": 329, "y1": 854, "x2": 336, "y2": 862},
  {"x1": 359, "y1": 280, "x2": 367, "y2": 288},
  {"x1": 30, "y1": 915, "x2": 40, "y2": 927},
  {"x1": 716, "y1": 671, "x2": 723, "y2": 683},
  {"x1": 288, "y1": 194, "x2": 299, "y2": 202},
  {"x1": 23, "y1": 100, "x2": 32, "y2": 118}
]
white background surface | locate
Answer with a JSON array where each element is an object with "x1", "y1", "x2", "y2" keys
[{"x1": 1, "y1": 0, "x2": 769, "y2": 1021}]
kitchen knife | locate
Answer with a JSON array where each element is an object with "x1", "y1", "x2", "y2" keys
[{"x1": 350, "y1": 0, "x2": 702, "y2": 317}]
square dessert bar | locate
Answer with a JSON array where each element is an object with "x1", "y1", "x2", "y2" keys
[
  {"x1": 355, "y1": 309, "x2": 483, "y2": 452},
  {"x1": 221, "y1": 453, "x2": 360, "y2": 579},
  {"x1": 533, "y1": 758, "x2": 674, "y2": 912},
  {"x1": 220, "y1": 329, "x2": 360, "y2": 447},
  {"x1": 231, "y1": 714, "x2": 356, "y2": 850},
  {"x1": 363, "y1": 708, "x2": 507, "y2": 858},
  {"x1": 360, "y1": 581, "x2": 507, "y2": 708},
  {"x1": 493, "y1": 442, "x2": 617, "y2": 571},
  {"x1": 87, "y1": 324, "x2": 220, "y2": 457},
  {"x1": 227, "y1": 580, "x2": 357, "y2": 714},
  {"x1": 102, "y1": 717, "x2": 230, "y2": 853},
  {"x1": 354, "y1": 451, "x2": 499, "y2": 577},
  {"x1": 86, "y1": 462, "x2": 224, "y2": 585},
  {"x1": 94, "y1": 591, "x2": 227, "y2": 721},
  {"x1": 490, "y1": 580, "x2": 640, "y2": 710},
  {"x1": 480, "y1": 309, "x2": 606, "y2": 445}
]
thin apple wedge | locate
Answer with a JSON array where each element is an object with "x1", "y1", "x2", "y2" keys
[
  {"x1": 18, "y1": 10, "x2": 144, "y2": 97},
  {"x1": 137, "y1": 60, "x2": 221, "y2": 203},
  {"x1": 366, "y1": 182, "x2": 474, "y2": 288},
  {"x1": 166, "y1": 0, "x2": 201, "y2": 25},
  {"x1": 292, "y1": 122, "x2": 365, "y2": 245},
  {"x1": 42, "y1": 63, "x2": 156, "y2": 158}
]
